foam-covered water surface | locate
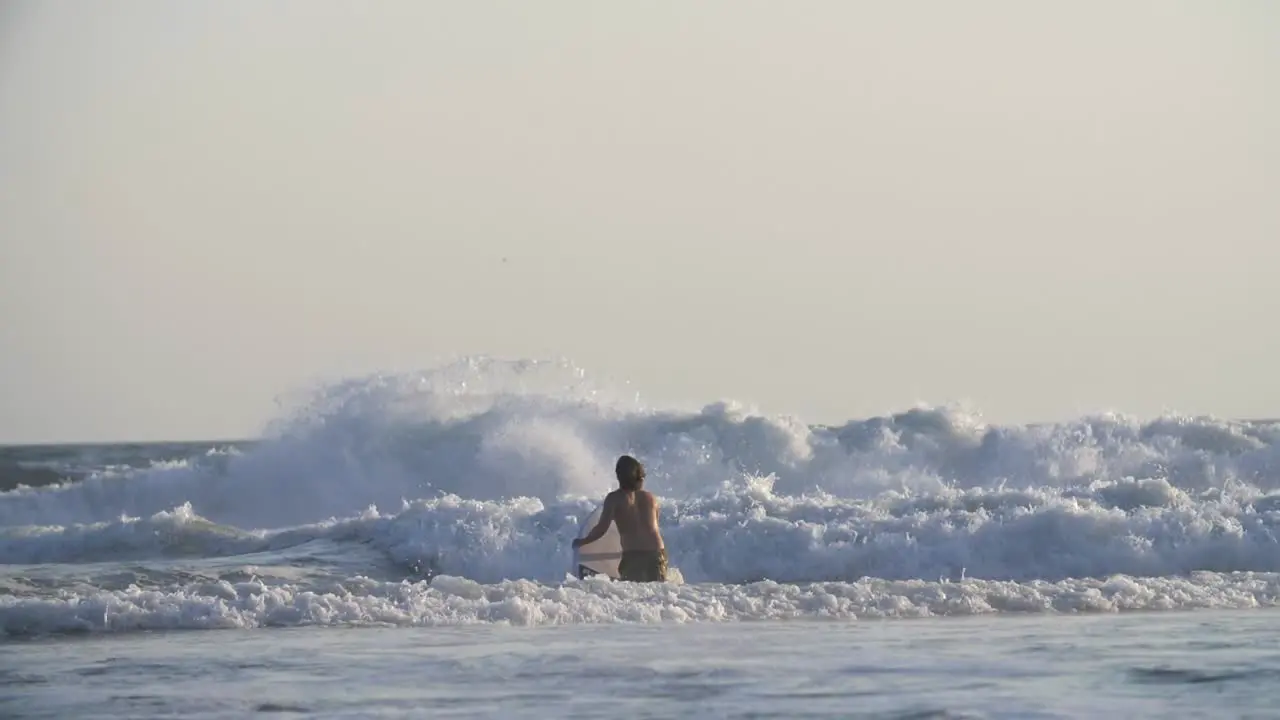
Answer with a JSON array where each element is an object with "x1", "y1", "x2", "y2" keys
[
  {"x1": 8, "y1": 609, "x2": 1280, "y2": 718},
  {"x1": 3, "y1": 359, "x2": 1280, "y2": 638}
]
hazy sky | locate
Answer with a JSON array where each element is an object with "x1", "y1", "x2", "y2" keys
[{"x1": 2, "y1": 1, "x2": 1277, "y2": 443}]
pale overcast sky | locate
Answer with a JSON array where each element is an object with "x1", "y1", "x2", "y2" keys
[{"x1": 1, "y1": 1, "x2": 1277, "y2": 443}]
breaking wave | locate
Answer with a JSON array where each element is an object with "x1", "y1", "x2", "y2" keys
[{"x1": 3, "y1": 358, "x2": 1280, "y2": 635}]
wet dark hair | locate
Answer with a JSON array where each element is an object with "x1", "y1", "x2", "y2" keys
[{"x1": 615, "y1": 455, "x2": 644, "y2": 491}]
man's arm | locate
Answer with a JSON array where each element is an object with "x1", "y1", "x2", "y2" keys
[{"x1": 572, "y1": 494, "x2": 615, "y2": 548}]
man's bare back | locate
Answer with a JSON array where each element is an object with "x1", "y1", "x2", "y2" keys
[{"x1": 603, "y1": 488, "x2": 663, "y2": 552}]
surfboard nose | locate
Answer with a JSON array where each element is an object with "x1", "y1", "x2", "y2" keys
[{"x1": 572, "y1": 504, "x2": 622, "y2": 579}]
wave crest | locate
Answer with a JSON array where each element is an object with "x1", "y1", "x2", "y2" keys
[{"x1": 2, "y1": 359, "x2": 1279, "y2": 590}]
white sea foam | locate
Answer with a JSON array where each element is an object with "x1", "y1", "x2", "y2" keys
[
  {"x1": 3, "y1": 570, "x2": 1280, "y2": 636},
  {"x1": 5, "y1": 473, "x2": 1280, "y2": 586}
]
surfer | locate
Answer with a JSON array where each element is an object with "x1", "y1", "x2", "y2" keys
[{"x1": 572, "y1": 455, "x2": 667, "y2": 582}]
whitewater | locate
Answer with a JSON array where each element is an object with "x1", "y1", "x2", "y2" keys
[{"x1": 4, "y1": 358, "x2": 1280, "y2": 717}]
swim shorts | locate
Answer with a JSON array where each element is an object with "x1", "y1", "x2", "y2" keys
[{"x1": 618, "y1": 549, "x2": 668, "y2": 582}]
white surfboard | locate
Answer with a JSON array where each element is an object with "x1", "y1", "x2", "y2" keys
[{"x1": 572, "y1": 504, "x2": 623, "y2": 579}]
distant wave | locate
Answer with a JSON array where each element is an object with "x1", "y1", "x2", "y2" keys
[{"x1": 2, "y1": 358, "x2": 1276, "y2": 530}]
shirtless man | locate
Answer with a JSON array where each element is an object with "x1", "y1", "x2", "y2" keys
[{"x1": 572, "y1": 455, "x2": 667, "y2": 582}]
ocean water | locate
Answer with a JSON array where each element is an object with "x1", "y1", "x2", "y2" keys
[
  {"x1": 3, "y1": 358, "x2": 1280, "y2": 718},
  {"x1": 8, "y1": 610, "x2": 1280, "y2": 718}
]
